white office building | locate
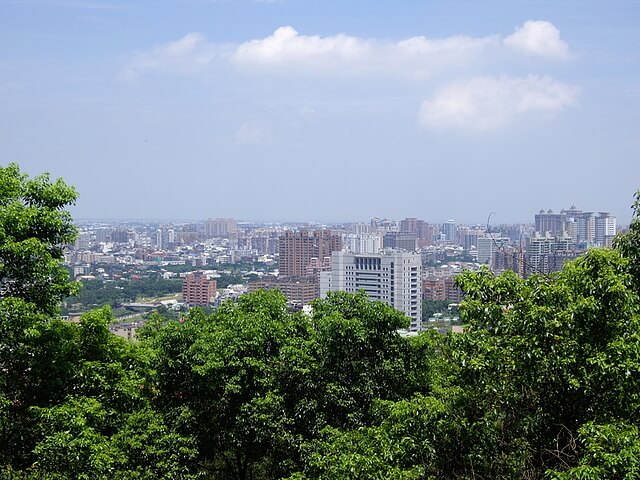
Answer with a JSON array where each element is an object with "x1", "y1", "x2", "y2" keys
[
  {"x1": 320, "y1": 251, "x2": 422, "y2": 325},
  {"x1": 343, "y1": 233, "x2": 383, "y2": 254},
  {"x1": 477, "y1": 234, "x2": 510, "y2": 266},
  {"x1": 595, "y1": 212, "x2": 617, "y2": 247}
]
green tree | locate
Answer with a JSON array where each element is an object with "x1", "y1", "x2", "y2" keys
[
  {"x1": 548, "y1": 422, "x2": 640, "y2": 480},
  {"x1": 421, "y1": 299, "x2": 451, "y2": 321},
  {"x1": 615, "y1": 190, "x2": 640, "y2": 293},
  {"x1": 309, "y1": 292, "x2": 415, "y2": 429},
  {"x1": 291, "y1": 246, "x2": 640, "y2": 480},
  {"x1": 143, "y1": 290, "x2": 306, "y2": 479},
  {"x1": 0, "y1": 163, "x2": 78, "y2": 315},
  {"x1": 141, "y1": 290, "x2": 421, "y2": 480},
  {"x1": 0, "y1": 166, "x2": 197, "y2": 478}
]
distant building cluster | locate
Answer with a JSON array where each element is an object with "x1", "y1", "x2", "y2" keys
[{"x1": 65, "y1": 202, "x2": 619, "y2": 334}]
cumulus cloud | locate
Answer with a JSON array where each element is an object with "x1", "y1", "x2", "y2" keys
[
  {"x1": 419, "y1": 75, "x2": 579, "y2": 130},
  {"x1": 121, "y1": 20, "x2": 570, "y2": 79},
  {"x1": 231, "y1": 26, "x2": 372, "y2": 68},
  {"x1": 230, "y1": 22, "x2": 567, "y2": 70},
  {"x1": 231, "y1": 27, "x2": 500, "y2": 73},
  {"x1": 504, "y1": 20, "x2": 569, "y2": 59},
  {"x1": 118, "y1": 23, "x2": 578, "y2": 131}
]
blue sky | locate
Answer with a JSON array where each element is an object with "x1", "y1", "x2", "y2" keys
[{"x1": 1, "y1": 0, "x2": 639, "y2": 223}]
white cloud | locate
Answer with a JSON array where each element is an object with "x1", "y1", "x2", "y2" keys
[
  {"x1": 119, "y1": 24, "x2": 578, "y2": 131},
  {"x1": 396, "y1": 34, "x2": 497, "y2": 55},
  {"x1": 419, "y1": 75, "x2": 579, "y2": 130},
  {"x1": 122, "y1": 20, "x2": 569, "y2": 79},
  {"x1": 231, "y1": 27, "x2": 499, "y2": 74},
  {"x1": 231, "y1": 26, "x2": 372, "y2": 68},
  {"x1": 120, "y1": 32, "x2": 224, "y2": 79},
  {"x1": 504, "y1": 20, "x2": 569, "y2": 59}
]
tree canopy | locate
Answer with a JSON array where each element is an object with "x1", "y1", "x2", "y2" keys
[
  {"x1": 1, "y1": 164, "x2": 639, "y2": 480},
  {"x1": 0, "y1": 163, "x2": 79, "y2": 315}
]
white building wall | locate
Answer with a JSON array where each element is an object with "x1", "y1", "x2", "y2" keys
[
  {"x1": 325, "y1": 251, "x2": 422, "y2": 324},
  {"x1": 344, "y1": 233, "x2": 383, "y2": 254}
]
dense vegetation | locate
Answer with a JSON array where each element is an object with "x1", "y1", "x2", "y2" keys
[
  {"x1": 1, "y1": 163, "x2": 640, "y2": 479},
  {"x1": 63, "y1": 271, "x2": 249, "y2": 313},
  {"x1": 65, "y1": 278, "x2": 184, "y2": 309}
]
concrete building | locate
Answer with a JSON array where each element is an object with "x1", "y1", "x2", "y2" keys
[
  {"x1": 535, "y1": 209, "x2": 566, "y2": 237},
  {"x1": 155, "y1": 226, "x2": 174, "y2": 250},
  {"x1": 595, "y1": 212, "x2": 617, "y2": 247},
  {"x1": 461, "y1": 228, "x2": 483, "y2": 250},
  {"x1": 535, "y1": 206, "x2": 616, "y2": 247},
  {"x1": 320, "y1": 251, "x2": 422, "y2": 324},
  {"x1": 182, "y1": 271, "x2": 217, "y2": 306},
  {"x1": 306, "y1": 256, "x2": 332, "y2": 276},
  {"x1": 206, "y1": 218, "x2": 238, "y2": 238},
  {"x1": 278, "y1": 230, "x2": 342, "y2": 277},
  {"x1": 248, "y1": 275, "x2": 319, "y2": 307},
  {"x1": 477, "y1": 234, "x2": 510, "y2": 266},
  {"x1": 525, "y1": 233, "x2": 576, "y2": 276},
  {"x1": 110, "y1": 228, "x2": 130, "y2": 244},
  {"x1": 442, "y1": 220, "x2": 457, "y2": 243},
  {"x1": 383, "y1": 231, "x2": 418, "y2": 251},
  {"x1": 493, "y1": 245, "x2": 526, "y2": 276},
  {"x1": 400, "y1": 217, "x2": 419, "y2": 234},
  {"x1": 422, "y1": 276, "x2": 462, "y2": 302},
  {"x1": 344, "y1": 233, "x2": 382, "y2": 254},
  {"x1": 74, "y1": 232, "x2": 91, "y2": 250}
]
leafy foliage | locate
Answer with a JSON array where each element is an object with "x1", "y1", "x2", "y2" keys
[
  {"x1": 0, "y1": 163, "x2": 78, "y2": 315},
  {"x1": 1, "y1": 166, "x2": 639, "y2": 480},
  {"x1": 66, "y1": 277, "x2": 183, "y2": 309}
]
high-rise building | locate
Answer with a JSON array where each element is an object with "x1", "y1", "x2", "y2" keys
[
  {"x1": 525, "y1": 233, "x2": 576, "y2": 276},
  {"x1": 595, "y1": 212, "x2": 617, "y2": 247},
  {"x1": 206, "y1": 218, "x2": 238, "y2": 238},
  {"x1": 575, "y1": 212, "x2": 595, "y2": 245},
  {"x1": 477, "y1": 234, "x2": 510, "y2": 266},
  {"x1": 400, "y1": 218, "x2": 434, "y2": 247},
  {"x1": 383, "y1": 231, "x2": 418, "y2": 251},
  {"x1": 417, "y1": 223, "x2": 436, "y2": 247},
  {"x1": 278, "y1": 230, "x2": 342, "y2": 277},
  {"x1": 320, "y1": 251, "x2": 422, "y2": 324},
  {"x1": 535, "y1": 209, "x2": 565, "y2": 236},
  {"x1": 400, "y1": 217, "x2": 419, "y2": 234},
  {"x1": 442, "y1": 220, "x2": 457, "y2": 243},
  {"x1": 182, "y1": 272, "x2": 217, "y2": 306},
  {"x1": 460, "y1": 228, "x2": 483, "y2": 250},
  {"x1": 493, "y1": 245, "x2": 526, "y2": 276},
  {"x1": 74, "y1": 231, "x2": 91, "y2": 250},
  {"x1": 534, "y1": 206, "x2": 616, "y2": 247},
  {"x1": 110, "y1": 228, "x2": 130, "y2": 244},
  {"x1": 155, "y1": 227, "x2": 172, "y2": 250},
  {"x1": 344, "y1": 233, "x2": 383, "y2": 254},
  {"x1": 249, "y1": 232, "x2": 279, "y2": 255},
  {"x1": 95, "y1": 228, "x2": 110, "y2": 243}
]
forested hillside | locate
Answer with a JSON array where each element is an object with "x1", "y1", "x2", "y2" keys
[{"x1": 1, "y1": 164, "x2": 639, "y2": 479}]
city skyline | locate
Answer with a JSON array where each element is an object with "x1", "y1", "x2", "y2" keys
[
  {"x1": 1, "y1": 1, "x2": 639, "y2": 223},
  {"x1": 71, "y1": 203, "x2": 624, "y2": 229}
]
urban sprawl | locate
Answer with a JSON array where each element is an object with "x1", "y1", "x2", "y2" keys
[{"x1": 65, "y1": 207, "x2": 618, "y2": 338}]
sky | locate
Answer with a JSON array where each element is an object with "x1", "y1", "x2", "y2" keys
[{"x1": 1, "y1": 0, "x2": 639, "y2": 224}]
